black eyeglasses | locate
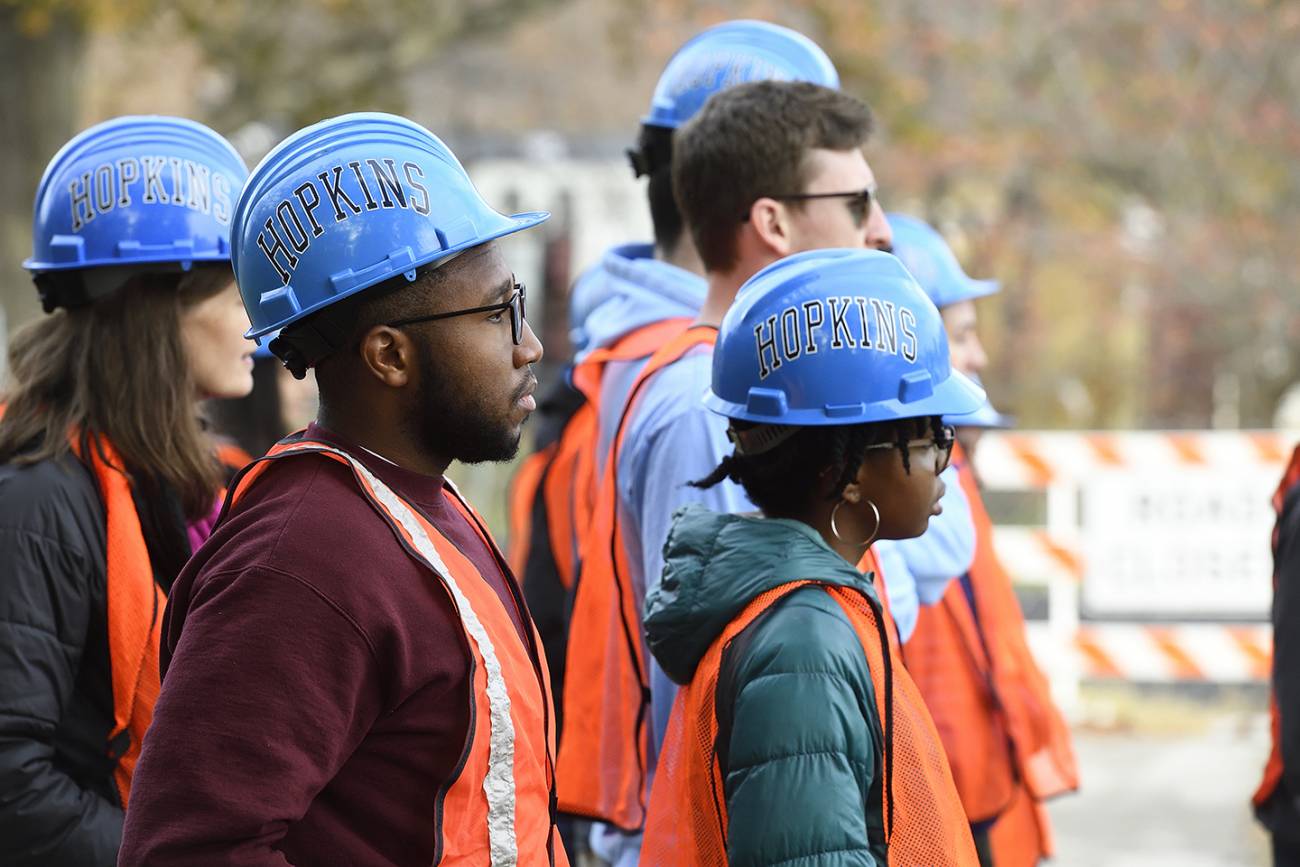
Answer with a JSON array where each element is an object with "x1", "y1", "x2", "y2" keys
[
  {"x1": 864, "y1": 423, "x2": 956, "y2": 472},
  {"x1": 749, "y1": 186, "x2": 876, "y2": 227},
  {"x1": 386, "y1": 282, "x2": 527, "y2": 345}
]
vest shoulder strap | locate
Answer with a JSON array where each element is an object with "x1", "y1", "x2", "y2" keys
[
  {"x1": 571, "y1": 317, "x2": 694, "y2": 402},
  {"x1": 610, "y1": 325, "x2": 718, "y2": 465},
  {"x1": 68, "y1": 432, "x2": 164, "y2": 807},
  {"x1": 827, "y1": 585, "x2": 982, "y2": 865},
  {"x1": 224, "y1": 437, "x2": 530, "y2": 863}
]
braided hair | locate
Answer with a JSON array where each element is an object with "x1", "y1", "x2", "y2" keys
[{"x1": 693, "y1": 415, "x2": 945, "y2": 515}]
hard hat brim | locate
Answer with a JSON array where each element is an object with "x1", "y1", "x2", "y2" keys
[
  {"x1": 944, "y1": 401, "x2": 1016, "y2": 429},
  {"x1": 242, "y1": 209, "x2": 549, "y2": 340},
  {"x1": 942, "y1": 277, "x2": 999, "y2": 307},
  {"x1": 22, "y1": 250, "x2": 231, "y2": 273},
  {"x1": 705, "y1": 366, "x2": 987, "y2": 427}
]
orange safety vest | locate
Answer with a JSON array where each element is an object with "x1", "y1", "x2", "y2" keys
[
  {"x1": 214, "y1": 440, "x2": 256, "y2": 477},
  {"x1": 227, "y1": 437, "x2": 569, "y2": 866},
  {"x1": 858, "y1": 545, "x2": 903, "y2": 657},
  {"x1": 507, "y1": 441, "x2": 556, "y2": 580},
  {"x1": 642, "y1": 580, "x2": 980, "y2": 866},
  {"x1": 556, "y1": 324, "x2": 716, "y2": 829},
  {"x1": 506, "y1": 318, "x2": 692, "y2": 590},
  {"x1": 1253, "y1": 443, "x2": 1300, "y2": 811},
  {"x1": 903, "y1": 442, "x2": 1078, "y2": 866},
  {"x1": 68, "y1": 433, "x2": 166, "y2": 808}
]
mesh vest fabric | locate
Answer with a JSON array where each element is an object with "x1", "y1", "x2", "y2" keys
[
  {"x1": 507, "y1": 317, "x2": 693, "y2": 592},
  {"x1": 643, "y1": 580, "x2": 979, "y2": 866},
  {"x1": 903, "y1": 443, "x2": 1078, "y2": 863}
]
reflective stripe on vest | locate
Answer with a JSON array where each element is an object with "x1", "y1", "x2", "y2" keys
[
  {"x1": 642, "y1": 580, "x2": 980, "y2": 866},
  {"x1": 904, "y1": 442, "x2": 1078, "y2": 841},
  {"x1": 70, "y1": 433, "x2": 164, "y2": 808},
  {"x1": 556, "y1": 324, "x2": 716, "y2": 829},
  {"x1": 1254, "y1": 443, "x2": 1300, "y2": 809},
  {"x1": 226, "y1": 438, "x2": 568, "y2": 866}
]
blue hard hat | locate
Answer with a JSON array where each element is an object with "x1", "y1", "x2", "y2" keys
[
  {"x1": 944, "y1": 373, "x2": 1014, "y2": 429},
  {"x1": 643, "y1": 20, "x2": 840, "y2": 130},
  {"x1": 232, "y1": 112, "x2": 549, "y2": 340},
  {"x1": 887, "y1": 213, "x2": 998, "y2": 309},
  {"x1": 25, "y1": 115, "x2": 248, "y2": 273},
  {"x1": 707, "y1": 248, "x2": 986, "y2": 426}
]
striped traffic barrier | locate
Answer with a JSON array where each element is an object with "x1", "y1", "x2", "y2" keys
[{"x1": 972, "y1": 431, "x2": 1292, "y2": 696}]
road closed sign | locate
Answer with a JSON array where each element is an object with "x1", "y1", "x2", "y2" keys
[
  {"x1": 973, "y1": 430, "x2": 1293, "y2": 621},
  {"x1": 1079, "y1": 469, "x2": 1276, "y2": 619}
]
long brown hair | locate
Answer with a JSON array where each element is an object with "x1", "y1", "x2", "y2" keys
[{"x1": 0, "y1": 265, "x2": 233, "y2": 519}]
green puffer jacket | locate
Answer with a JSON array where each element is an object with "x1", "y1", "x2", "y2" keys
[{"x1": 645, "y1": 504, "x2": 890, "y2": 867}]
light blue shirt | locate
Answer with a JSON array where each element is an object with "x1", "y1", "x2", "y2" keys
[
  {"x1": 617, "y1": 347, "x2": 756, "y2": 756},
  {"x1": 572, "y1": 243, "x2": 705, "y2": 362},
  {"x1": 874, "y1": 462, "x2": 974, "y2": 641},
  {"x1": 572, "y1": 244, "x2": 708, "y2": 863},
  {"x1": 568, "y1": 242, "x2": 707, "y2": 479}
]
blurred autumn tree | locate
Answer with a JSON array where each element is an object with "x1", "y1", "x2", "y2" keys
[
  {"x1": 0, "y1": 0, "x2": 562, "y2": 340},
  {"x1": 3, "y1": 0, "x2": 1297, "y2": 429},
  {"x1": 595, "y1": 0, "x2": 1300, "y2": 428},
  {"x1": 804, "y1": 0, "x2": 1300, "y2": 430}
]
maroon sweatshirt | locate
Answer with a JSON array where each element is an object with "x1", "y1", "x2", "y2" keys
[{"x1": 118, "y1": 425, "x2": 545, "y2": 866}]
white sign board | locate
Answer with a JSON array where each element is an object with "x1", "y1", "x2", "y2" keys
[{"x1": 1080, "y1": 469, "x2": 1276, "y2": 619}]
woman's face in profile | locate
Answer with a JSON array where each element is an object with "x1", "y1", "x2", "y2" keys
[
  {"x1": 852, "y1": 423, "x2": 948, "y2": 541},
  {"x1": 181, "y1": 280, "x2": 255, "y2": 401}
]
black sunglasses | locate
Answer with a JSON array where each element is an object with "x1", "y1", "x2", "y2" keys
[
  {"x1": 746, "y1": 186, "x2": 876, "y2": 227},
  {"x1": 386, "y1": 282, "x2": 527, "y2": 345}
]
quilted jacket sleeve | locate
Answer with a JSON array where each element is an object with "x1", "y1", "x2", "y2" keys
[
  {"x1": 0, "y1": 465, "x2": 123, "y2": 867},
  {"x1": 716, "y1": 587, "x2": 886, "y2": 867}
]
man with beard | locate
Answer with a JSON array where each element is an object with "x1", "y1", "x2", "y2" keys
[{"x1": 119, "y1": 114, "x2": 568, "y2": 867}]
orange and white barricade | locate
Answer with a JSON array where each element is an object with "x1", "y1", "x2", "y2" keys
[{"x1": 971, "y1": 430, "x2": 1292, "y2": 704}]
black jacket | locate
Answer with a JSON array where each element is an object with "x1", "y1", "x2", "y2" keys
[
  {"x1": 0, "y1": 453, "x2": 123, "y2": 866},
  {"x1": 1261, "y1": 480, "x2": 1300, "y2": 846}
]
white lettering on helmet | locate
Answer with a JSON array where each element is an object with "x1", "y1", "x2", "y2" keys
[
  {"x1": 67, "y1": 157, "x2": 234, "y2": 232},
  {"x1": 257, "y1": 157, "x2": 427, "y2": 284},
  {"x1": 753, "y1": 297, "x2": 920, "y2": 380}
]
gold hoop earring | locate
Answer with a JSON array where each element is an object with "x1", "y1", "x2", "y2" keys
[{"x1": 830, "y1": 499, "x2": 881, "y2": 549}]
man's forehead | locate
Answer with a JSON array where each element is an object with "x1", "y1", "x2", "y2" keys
[
  {"x1": 802, "y1": 147, "x2": 874, "y2": 190},
  {"x1": 441, "y1": 243, "x2": 511, "y2": 304}
]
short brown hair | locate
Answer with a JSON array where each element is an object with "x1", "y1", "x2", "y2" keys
[
  {"x1": 0, "y1": 266, "x2": 232, "y2": 519},
  {"x1": 672, "y1": 80, "x2": 875, "y2": 272}
]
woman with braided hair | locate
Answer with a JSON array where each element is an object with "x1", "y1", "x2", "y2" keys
[
  {"x1": 640, "y1": 248, "x2": 984, "y2": 866},
  {"x1": 692, "y1": 413, "x2": 954, "y2": 529}
]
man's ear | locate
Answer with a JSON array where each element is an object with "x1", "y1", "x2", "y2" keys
[
  {"x1": 746, "y1": 197, "x2": 795, "y2": 258},
  {"x1": 359, "y1": 325, "x2": 415, "y2": 388}
]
